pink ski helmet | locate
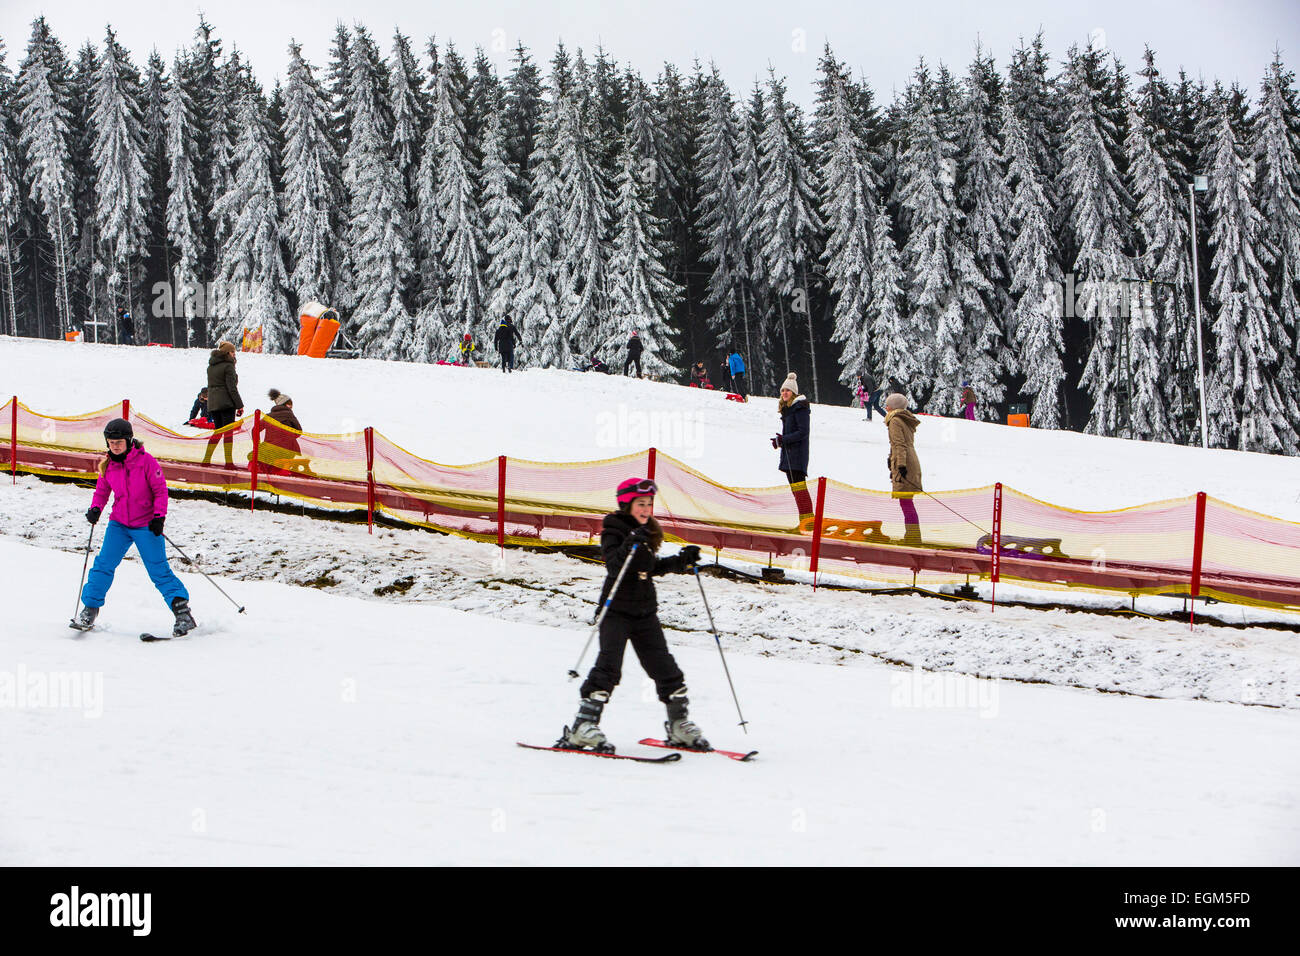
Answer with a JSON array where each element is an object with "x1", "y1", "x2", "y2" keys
[{"x1": 616, "y1": 476, "x2": 657, "y2": 505}]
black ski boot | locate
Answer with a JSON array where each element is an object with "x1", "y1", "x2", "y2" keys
[
  {"x1": 562, "y1": 690, "x2": 612, "y2": 751},
  {"x1": 171, "y1": 597, "x2": 197, "y2": 637},
  {"x1": 665, "y1": 687, "x2": 710, "y2": 750},
  {"x1": 73, "y1": 605, "x2": 99, "y2": 629}
]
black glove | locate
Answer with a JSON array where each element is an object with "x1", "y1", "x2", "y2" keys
[
  {"x1": 148, "y1": 516, "x2": 165, "y2": 536},
  {"x1": 679, "y1": 545, "x2": 701, "y2": 569},
  {"x1": 86, "y1": 506, "x2": 101, "y2": 525},
  {"x1": 771, "y1": 435, "x2": 782, "y2": 449},
  {"x1": 626, "y1": 525, "x2": 650, "y2": 548},
  {"x1": 897, "y1": 466, "x2": 908, "y2": 480}
]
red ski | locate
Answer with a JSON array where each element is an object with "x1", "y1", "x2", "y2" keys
[
  {"x1": 517, "y1": 742, "x2": 680, "y2": 763},
  {"x1": 638, "y1": 738, "x2": 758, "y2": 761}
]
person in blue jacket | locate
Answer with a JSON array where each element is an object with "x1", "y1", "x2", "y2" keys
[{"x1": 727, "y1": 350, "x2": 747, "y2": 400}]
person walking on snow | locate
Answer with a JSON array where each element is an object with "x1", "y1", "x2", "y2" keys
[
  {"x1": 960, "y1": 381, "x2": 976, "y2": 421},
  {"x1": 494, "y1": 318, "x2": 519, "y2": 373},
  {"x1": 728, "y1": 350, "x2": 747, "y2": 400},
  {"x1": 884, "y1": 393, "x2": 924, "y2": 545},
  {"x1": 772, "y1": 373, "x2": 814, "y2": 521},
  {"x1": 202, "y1": 341, "x2": 243, "y2": 467},
  {"x1": 624, "y1": 331, "x2": 644, "y2": 377},
  {"x1": 76, "y1": 418, "x2": 197, "y2": 637},
  {"x1": 563, "y1": 477, "x2": 707, "y2": 752}
]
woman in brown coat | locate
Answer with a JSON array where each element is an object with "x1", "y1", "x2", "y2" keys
[
  {"x1": 884, "y1": 393, "x2": 923, "y2": 545},
  {"x1": 201, "y1": 341, "x2": 244, "y2": 466},
  {"x1": 258, "y1": 389, "x2": 306, "y2": 475}
]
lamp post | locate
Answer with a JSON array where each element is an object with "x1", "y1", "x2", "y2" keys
[{"x1": 1189, "y1": 175, "x2": 1209, "y2": 449}]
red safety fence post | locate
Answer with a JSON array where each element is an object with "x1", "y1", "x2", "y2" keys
[
  {"x1": 10, "y1": 397, "x2": 16, "y2": 483},
  {"x1": 497, "y1": 455, "x2": 507, "y2": 551},
  {"x1": 249, "y1": 409, "x2": 261, "y2": 512},
  {"x1": 809, "y1": 477, "x2": 828, "y2": 590},
  {"x1": 646, "y1": 446, "x2": 657, "y2": 482},
  {"x1": 121, "y1": 398, "x2": 129, "y2": 420},
  {"x1": 365, "y1": 427, "x2": 376, "y2": 535},
  {"x1": 991, "y1": 482, "x2": 1002, "y2": 612},
  {"x1": 1189, "y1": 491, "x2": 1207, "y2": 630}
]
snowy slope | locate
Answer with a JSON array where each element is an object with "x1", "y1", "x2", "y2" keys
[
  {"x1": 3, "y1": 337, "x2": 1300, "y2": 865},
  {"x1": 3, "y1": 537, "x2": 1298, "y2": 866},
  {"x1": 4, "y1": 337, "x2": 1300, "y2": 518}
]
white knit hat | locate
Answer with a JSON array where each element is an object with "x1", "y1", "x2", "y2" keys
[{"x1": 779, "y1": 373, "x2": 799, "y2": 396}]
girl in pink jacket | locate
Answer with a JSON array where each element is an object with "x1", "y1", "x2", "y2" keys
[{"x1": 75, "y1": 418, "x2": 196, "y2": 636}]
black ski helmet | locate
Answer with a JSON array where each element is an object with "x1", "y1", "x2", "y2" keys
[{"x1": 103, "y1": 418, "x2": 133, "y2": 442}]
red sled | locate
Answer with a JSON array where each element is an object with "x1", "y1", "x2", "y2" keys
[
  {"x1": 725, "y1": 393, "x2": 746, "y2": 402},
  {"x1": 186, "y1": 417, "x2": 214, "y2": 429}
]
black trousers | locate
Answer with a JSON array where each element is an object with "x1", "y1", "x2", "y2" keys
[
  {"x1": 581, "y1": 609, "x2": 684, "y2": 703},
  {"x1": 732, "y1": 371, "x2": 746, "y2": 399},
  {"x1": 624, "y1": 355, "x2": 642, "y2": 377},
  {"x1": 500, "y1": 347, "x2": 514, "y2": 372}
]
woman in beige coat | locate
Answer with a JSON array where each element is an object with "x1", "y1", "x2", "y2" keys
[{"x1": 884, "y1": 393, "x2": 923, "y2": 544}]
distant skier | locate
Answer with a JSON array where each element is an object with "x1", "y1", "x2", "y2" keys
[
  {"x1": 624, "y1": 331, "x2": 644, "y2": 378},
  {"x1": 561, "y1": 477, "x2": 705, "y2": 752},
  {"x1": 494, "y1": 318, "x2": 519, "y2": 373},
  {"x1": 961, "y1": 381, "x2": 976, "y2": 421},
  {"x1": 76, "y1": 418, "x2": 197, "y2": 637},
  {"x1": 727, "y1": 350, "x2": 747, "y2": 400},
  {"x1": 772, "y1": 373, "x2": 813, "y2": 521},
  {"x1": 459, "y1": 333, "x2": 478, "y2": 366},
  {"x1": 884, "y1": 392, "x2": 923, "y2": 545}
]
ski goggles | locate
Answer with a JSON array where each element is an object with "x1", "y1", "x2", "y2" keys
[{"x1": 616, "y1": 478, "x2": 658, "y2": 503}]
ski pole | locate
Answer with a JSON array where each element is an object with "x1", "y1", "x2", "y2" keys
[
  {"x1": 70, "y1": 522, "x2": 96, "y2": 625},
  {"x1": 567, "y1": 542, "x2": 640, "y2": 679},
  {"x1": 692, "y1": 567, "x2": 749, "y2": 734},
  {"x1": 164, "y1": 533, "x2": 246, "y2": 613}
]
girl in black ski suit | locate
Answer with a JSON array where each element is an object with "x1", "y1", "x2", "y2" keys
[{"x1": 564, "y1": 477, "x2": 707, "y2": 751}]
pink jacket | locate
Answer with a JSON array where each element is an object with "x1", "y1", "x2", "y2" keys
[{"x1": 91, "y1": 443, "x2": 169, "y2": 528}]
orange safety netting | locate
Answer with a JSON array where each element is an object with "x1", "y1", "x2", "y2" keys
[{"x1": 3, "y1": 396, "x2": 1299, "y2": 612}]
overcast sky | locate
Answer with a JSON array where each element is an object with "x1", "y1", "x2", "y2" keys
[{"x1": 3, "y1": 0, "x2": 1297, "y2": 106}]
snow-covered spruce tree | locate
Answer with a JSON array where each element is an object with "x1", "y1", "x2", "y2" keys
[
  {"x1": 1057, "y1": 45, "x2": 1134, "y2": 437},
  {"x1": 1252, "y1": 53, "x2": 1300, "y2": 412},
  {"x1": 1124, "y1": 97, "x2": 1187, "y2": 443},
  {"x1": 91, "y1": 27, "x2": 149, "y2": 343},
  {"x1": 0, "y1": 40, "x2": 23, "y2": 335},
  {"x1": 896, "y1": 62, "x2": 989, "y2": 410},
  {"x1": 140, "y1": 50, "x2": 170, "y2": 318},
  {"x1": 750, "y1": 70, "x2": 823, "y2": 393},
  {"x1": 342, "y1": 37, "x2": 414, "y2": 359},
  {"x1": 1131, "y1": 48, "x2": 1196, "y2": 441},
  {"x1": 736, "y1": 81, "x2": 778, "y2": 392},
  {"x1": 624, "y1": 74, "x2": 677, "y2": 215},
  {"x1": 518, "y1": 92, "x2": 566, "y2": 367},
  {"x1": 818, "y1": 71, "x2": 876, "y2": 387},
  {"x1": 1204, "y1": 98, "x2": 1298, "y2": 453},
  {"x1": 430, "y1": 65, "x2": 484, "y2": 340},
  {"x1": 554, "y1": 92, "x2": 612, "y2": 351},
  {"x1": 696, "y1": 67, "x2": 751, "y2": 355},
  {"x1": 16, "y1": 17, "x2": 77, "y2": 335},
  {"x1": 1001, "y1": 102, "x2": 1064, "y2": 428},
  {"x1": 209, "y1": 93, "x2": 291, "y2": 351},
  {"x1": 604, "y1": 133, "x2": 681, "y2": 376},
  {"x1": 480, "y1": 110, "x2": 526, "y2": 340},
  {"x1": 866, "y1": 199, "x2": 913, "y2": 392},
  {"x1": 388, "y1": 30, "x2": 425, "y2": 210},
  {"x1": 69, "y1": 42, "x2": 102, "y2": 336},
  {"x1": 164, "y1": 53, "x2": 202, "y2": 345},
  {"x1": 955, "y1": 48, "x2": 1011, "y2": 418},
  {"x1": 282, "y1": 41, "x2": 341, "y2": 312},
  {"x1": 504, "y1": 42, "x2": 543, "y2": 206}
]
